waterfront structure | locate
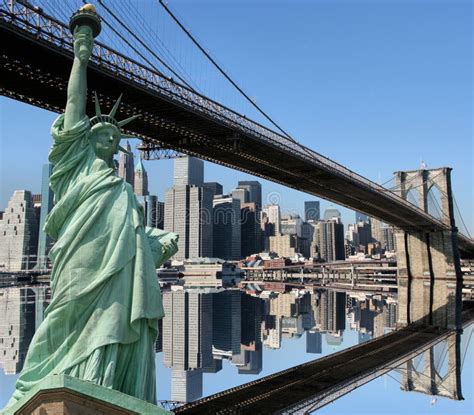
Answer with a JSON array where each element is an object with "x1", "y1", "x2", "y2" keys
[
  {"x1": 180, "y1": 258, "x2": 242, "y2": 288},
  {"x1": 305, "y1": 201, "x2": 320, "y2": 222},
  {"x1": 133, "y1": 156, "x2": 149, "y2": 196},
  {"x1": 36, "y1": 164, "x2": 54, "y2": 269},
  {"x1": 0, "y1": 190, "x2": 38, "y2": 271},
  {"x1": 314, "y1": 218, "x2": 345, "y2": 262},
  {"x1": 213, "y1": 194, "x2": 241, "y2": 260},
  {"x1": 323, "y1": 207, "x2": 341, "y2": 221},
  {"x1": 117, "y1": 140, "x2": 134, "y2": 187},
  {"x1": 237, "y1": 181, "x2": 262, "y2": 209},
  {"x1": 173, "y1": 156, "x2": 204, "y2": 186},
  {"x1": 165, "y1": 185, "x2": 213, "y2": 260}
]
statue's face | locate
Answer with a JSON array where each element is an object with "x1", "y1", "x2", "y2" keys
[{"x1": 89, "y1": 123, "x2": 121, "y2": 163}]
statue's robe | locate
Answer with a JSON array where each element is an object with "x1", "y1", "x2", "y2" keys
[{"x1": 7, "y1": 115, "x2": 177, "y2": 406}]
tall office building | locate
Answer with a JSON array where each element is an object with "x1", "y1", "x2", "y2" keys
[
  {"x1": 203, "y1": 182, "x2": 223, "y2": 198},
  {"x1": 145, "y1": 195, "x2": 164, "y2": 229},
  {"x1": 355, "y1": 211, "x2": 369, "y2": 223},
  {"x1": 133, "y1": 157, "x2": 149, "y2": 196},
  {"x1": 280, "y1": 214, "x2": 303, "y2": 237},
  {"x1": 118, "y1": 140, "x2": 134, "y2": 187},
  {"x1": 0, "y1": 191, "x2": 38, "y2": 271},
  {"x1": 237, "y1": 181, "x2": 262, "y2": 209},
  {"x1": 304, "y1": 201, "x2": 320, "y2": 221},
  {"x1": 323, "y1": 207, "x2": 341, "y2": 221},
  {"x1": 213, "y1": 195, "x2": 241, "y2": 260},
  {"x1": 262, "y1": 204, "x2": 281, "y2": 235},
  {"x1": 165, "y1": 186, "x2": 213, "y2": 260},
  {"x1": 382, "y1": 226, "x2": 396, "y2": 251},
  {"x1": 162, "y1": 290, "x2": 213, "y2": 370},
  {"x1": 314, "y1": 218, "x2": 345, "y2": 262},
  {"x1": 371, "y1": 217, "x2": 383, "y2": 244},
  {"x1": 241, "y1": 202, "x2": 263, "y2": 257},
  {"x1": 36, "y1": 164, "x2": 54, "y2": 269},
  {"x1": 231, "y1": 187, "x2": 248, "y2": 207},
  {"x1": 174, "y1": 156, "x2": 204, "y2": 186},
  {"x1": 356, "y1": 221, "x2": 372, "y2": 252},
  {"x1": 269, "y1": 234, "x2": 298, "y2": 257}
]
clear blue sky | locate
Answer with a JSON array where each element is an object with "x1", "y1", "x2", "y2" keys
[{"x1": 0, "y1": 0, "x2": 472, "y2": 234}]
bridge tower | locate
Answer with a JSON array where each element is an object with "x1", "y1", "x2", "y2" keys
[
  {"x1": 400, "y1": 332, "x2": 463, "y2": 400},
  {"x1": 394, "y1": 167, "x2": 462, "y2": 329}
]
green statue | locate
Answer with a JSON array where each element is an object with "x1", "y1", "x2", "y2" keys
[{"x1": 6, "y1": 3, "x2": 178, "y2": 408}]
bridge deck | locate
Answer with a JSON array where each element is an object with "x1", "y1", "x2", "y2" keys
[{"x1": 176, "y1": 308, "x2": 474, "y2": 414}]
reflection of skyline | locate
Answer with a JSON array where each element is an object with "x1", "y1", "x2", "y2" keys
[{"x1": 0, "y1": 284, "x2": 400, "y2": 404}]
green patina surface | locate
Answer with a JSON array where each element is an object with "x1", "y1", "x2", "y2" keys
[
  {"x1": 3, "y1": 374, "x2": 172, "y2": 415},
  {"x1": 3, "y1": 4, "x2": 179, "y2": 411}
]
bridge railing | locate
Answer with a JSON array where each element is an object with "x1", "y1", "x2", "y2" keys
[{"x1": 1, "y1": 0, "x2": 471, "y2": 241}]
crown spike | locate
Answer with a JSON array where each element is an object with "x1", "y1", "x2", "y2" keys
[
  {"x1": 94, "y1": 92, "x2": 102, "y2": 117},
  {"x1": 118, "y1": 114, "x2": 140, "y2": 128},
  {"x1": 109, "y1": 94, "x2": 123, "y2": 118}
]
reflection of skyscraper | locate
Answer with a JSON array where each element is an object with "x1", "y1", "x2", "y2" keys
[
  {"x1": 0, "y1": 286, "x2": 50, "y2": 374},
  {"x1": 306, "y1": 331, "x2": 322, "y2": 354},
  {"x1": 237, "y1": 347, "x2": 262, "y2": 375},
  {"x1": 171, "y1": 368, "x2": 203, "y2": 402},
  {"x1": 212, "y1": 291, "x2": 241, "y2": 355},
  {"x1": 162, "y1": 290, "x2": 213, "y2": 370},
  {"x1": 318, "y1": 290, "x2": 346, "y2": 333},
  {"x1": 241, "y1": 294, "x2": 264, "y2": 348}
]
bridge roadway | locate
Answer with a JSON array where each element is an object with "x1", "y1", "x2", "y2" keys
[
  {"x1": 0, "y1": 1, "x2": 472, "y2": 257},
  {"x1": 175, "y1": 307, "x2": 474, "y2": 414}
]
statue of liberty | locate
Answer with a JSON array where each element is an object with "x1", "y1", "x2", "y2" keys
[{"x1": 6, "y1": 4, "x2": 178, "y2": 408}]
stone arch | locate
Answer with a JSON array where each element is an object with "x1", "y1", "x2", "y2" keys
[{"x1": 427, "y1": 184, "x2": 444, "y2": 221}]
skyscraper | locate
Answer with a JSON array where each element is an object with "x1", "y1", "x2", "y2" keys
[
  {"x1": 237, "y1": 181, "x2": 262, "y2": 209},
  {"x1": 133, "y1": 157, "x2": 149, "y2": 196},
  {"x1": 314, "y1": 218, "x2": 345, "y2": 262},
  {"x1": 0, "y1": 191, "x2": 38, "y2": 271},
  {"x1": 118, "y1": 140, "x2": 134, "y2": 187},
  {"x1": 231, "y1": 187, "x2": 248, "y2": 207},
  {"x1": 36, "y1": 164, "x2": 54, "y2": 269},
  {"x1": 145, "y1": 195, "x2": 164, "y2": 229},
  {"x1": 165, "y1": 186, "x2": 213, "y2": 260},
  {"x1": 213, "y1": 195, "x2": 241, "y2": 260},
  {"x1": 323, "y1": 207, "x2": 342, "y2": 221},
  {"x1": 241, "y1": 202, "x2": 263, "y2": 257},
  {"x1": 304, "y1": 201, "x2": 320, "y2": 221},
  {"x1": 262, "y1": 204, "x2": 281, "y2": 235},
  {"x1": 355, "y1": 211, "x2": 369, "y2": 223},
  {"x1": 203, "y1": 182, "x2": 223, "y2": 198},
  {"x1": 174, "y1": 156, "x2": 204, "y2": 186}
]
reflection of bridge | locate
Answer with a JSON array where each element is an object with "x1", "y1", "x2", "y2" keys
[
  {"x1": 175, "y1": 308, "x2": 473, "y2": 414},
  {"x1": 0, "y1": 1, "x2": 473, "y2": 260}
]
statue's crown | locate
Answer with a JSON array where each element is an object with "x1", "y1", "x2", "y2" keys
[
  {"x1": 91, "y1": 93, "x2": 139, "y2": 155},
  {"x1": 90, "y1": 93, "x2": 139, "y2": 129}
]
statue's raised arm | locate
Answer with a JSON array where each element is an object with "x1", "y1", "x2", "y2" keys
[{"x1": 64, "y1": 4, "x2": 101, "y2": 130}]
